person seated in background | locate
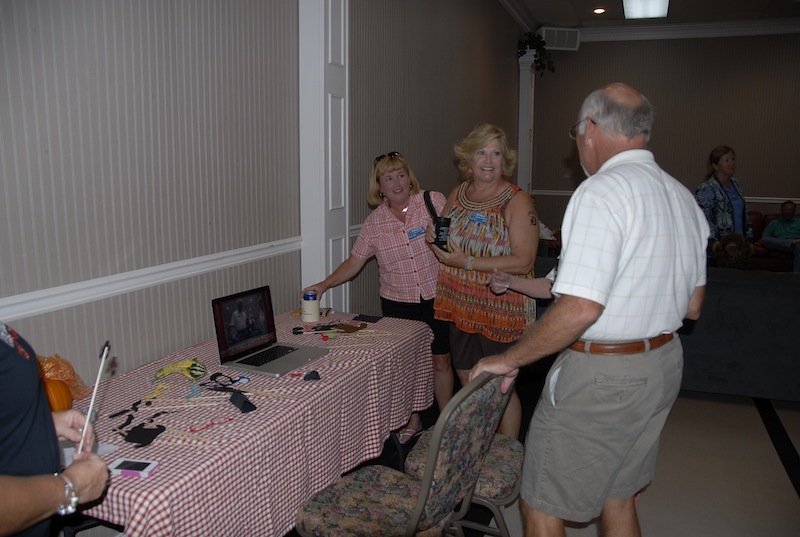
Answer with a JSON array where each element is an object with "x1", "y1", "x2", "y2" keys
[
  {"x1": 712, "y1": 233, "x2": 753, "y2": 270},
  {"x1": 0, "y1": 321, "x2": 109, "y2": 537},
  {"x1": 758, "y1": 200, "x2": 800, "y2": 272}
]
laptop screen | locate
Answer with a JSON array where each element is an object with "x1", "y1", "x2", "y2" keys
[{"x1": 212, "y1": 286, "x2": 278, "y2": 363}]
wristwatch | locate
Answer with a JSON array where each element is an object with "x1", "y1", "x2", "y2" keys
[{"x1": 55, "y1": 473, "x2": 79, "y2": 516}]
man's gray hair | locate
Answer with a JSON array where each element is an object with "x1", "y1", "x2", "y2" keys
[{"x1": 579, "y1": 87, "x2": 654, "y2": 142}]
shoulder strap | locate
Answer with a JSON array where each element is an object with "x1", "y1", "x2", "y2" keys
[{"x1": 423, "y1": 190, "x2": 439, "y2": 219}]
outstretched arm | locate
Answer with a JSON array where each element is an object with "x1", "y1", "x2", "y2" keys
[
  {"x1": 488, "y1": 269, "x2": 553, "y2": 299},
  {"x1": 303, "y1": 256, "x2": 369, "y2": 298},
  {"x1": 471, "y1": 294, "x2": 603, "y2": 392}
]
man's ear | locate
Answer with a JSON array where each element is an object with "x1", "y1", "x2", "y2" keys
[{"x1": 581, "y1": 122, "x2": 595, "y2": 149}]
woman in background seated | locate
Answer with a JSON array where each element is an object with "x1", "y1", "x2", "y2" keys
[
  {"x1": 302, "y1": 152, "x2": 452, "y2": 443},
  {"x1": 695, "y1": 145, "x2": 753, "y2": 259},
  {"x1": 426, "y1": 124, "x2": 538, "y2": 440}
]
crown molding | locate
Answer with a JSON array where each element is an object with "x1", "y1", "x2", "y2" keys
[
  {"x1": 498, "y1": 0, "x2": 536, "y2": 32},
  {"x1": 580, "y1": 18, "x2": 800, "y2": 42}
]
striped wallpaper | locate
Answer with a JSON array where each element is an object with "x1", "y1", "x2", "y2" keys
[
  {"x1": 1, "y1": 0, "x2": 301, "y2": 382},
  {"x1": 1, "y1": 0, "x2": 526, "y2": 385},
  {"x1": 529, "y1": 32, "x2": 800, "y2": 229},
  {"x1": 11, "y1": 254, "x2": 302, "y2": 377},
  {"x1": 347, "y1": 0, "x2": 523, "y2": 315},
  {"x1": 1, "y1": 0, "x2": 299, "y2": 296}
]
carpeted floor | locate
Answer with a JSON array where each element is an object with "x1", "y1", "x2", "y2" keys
[{"x1": 287, "y1": 360, "x2": 800, "y2": 537}]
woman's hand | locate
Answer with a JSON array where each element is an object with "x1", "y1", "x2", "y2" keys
[
  {"x1": 52, "y1": 410, "x2": 94, "y2": 452},
  {"x1": 488, "y1": 270, "x2": 554, "y2": 299},
  {"x1": 430, "y1": 239, "x2": 469, "y2": 269},
  {"x1": 488, "y1": 269, "x2": 512, "y2": 295},
  {"x1": 62, "y1": 452, "x2": 110, "y2": 505},
  {"x1": 302, "y1": 283, "x2": 327, "y2": 298}
]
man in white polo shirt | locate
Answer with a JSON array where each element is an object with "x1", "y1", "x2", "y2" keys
[{"x1": 472, "y1": 83, "x2": 709, "y2": 536}]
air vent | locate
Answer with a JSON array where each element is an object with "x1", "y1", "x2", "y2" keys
[{"x1": 535, "y1": 27, "x2": 580, "y2": 51}]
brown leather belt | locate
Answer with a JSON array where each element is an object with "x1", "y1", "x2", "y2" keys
[{"x1": 568, "y1": 333, "x2": 674, "y2": 355}]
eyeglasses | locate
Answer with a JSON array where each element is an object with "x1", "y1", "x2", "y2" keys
[
  {"x1": 374, "y1": 151, "x2": 401, "y2": 163},
  {"x1": 569, "y1": 117, "x2": 597, "y2": 140}
]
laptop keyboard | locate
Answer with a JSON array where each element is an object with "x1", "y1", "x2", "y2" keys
[{"x1": 240, "y1": 345, "x2": 296, "y2": 366}]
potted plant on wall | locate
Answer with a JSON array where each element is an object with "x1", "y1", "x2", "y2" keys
[{"x1": 517, "y1": 30, "x2": 555, "y2": 76}]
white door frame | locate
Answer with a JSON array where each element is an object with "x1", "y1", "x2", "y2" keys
[
  {"x1": 517, "y1": 51, "x2": 536, "y2": 192},
  {"x1": 299, "y1": 0, "x2": 349, "y2": 313}
]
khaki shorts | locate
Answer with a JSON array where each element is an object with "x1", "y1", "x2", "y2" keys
[{"x1": 520, "y1": 337, "x2": 683, "y2": 522}]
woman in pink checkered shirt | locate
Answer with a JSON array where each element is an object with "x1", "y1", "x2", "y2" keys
[{"x1": 303, "y1": 152, "x2": 452, "y2": 443}]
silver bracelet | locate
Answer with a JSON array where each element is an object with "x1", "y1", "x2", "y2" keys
[{"x1": 55, "y1": 473, "x2": 79, "y2": 516}]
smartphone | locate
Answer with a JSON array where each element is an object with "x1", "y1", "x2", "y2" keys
[
  {"x1": 108, "y1": 458, "x2": 159, "y2": 477},
  {"x1": 433, "y1": 217, "x2": 451, "y2": 250}
]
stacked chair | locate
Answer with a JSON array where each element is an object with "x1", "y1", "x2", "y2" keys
[
  {"x1": 295, "y1": 372, "x2": 512, "y2": 537},
  {"x1": 405, "y1": 431, "x2": 523, "y2": 537}
]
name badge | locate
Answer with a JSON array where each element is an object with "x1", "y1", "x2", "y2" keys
[
  {"x1": 408, "y1": 227, "x2": 425, "y2": 240},
  {"x1": 469, "y1": 212, "x2": 488, "y2": 224}
]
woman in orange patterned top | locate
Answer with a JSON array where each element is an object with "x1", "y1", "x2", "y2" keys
[{"x1": 426, "y1": 124, "x2": 539, "y2": 439}]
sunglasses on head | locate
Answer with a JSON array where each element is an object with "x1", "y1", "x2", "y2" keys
[{"x1": 374, "y1": 151, "x2": 401, "y2": 163}]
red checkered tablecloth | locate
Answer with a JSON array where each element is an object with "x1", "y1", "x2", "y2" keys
[{"x1": 80, "y1": 312, "x2": 433, "y2": 536}]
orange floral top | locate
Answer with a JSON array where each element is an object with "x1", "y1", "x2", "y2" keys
[{"x1": 434, "y1": 181, "x2": 535, "y2": 343}]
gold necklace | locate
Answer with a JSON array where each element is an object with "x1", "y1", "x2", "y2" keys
[{"x1": 389, "y1": 203, "x2": 408, "y2": 215}]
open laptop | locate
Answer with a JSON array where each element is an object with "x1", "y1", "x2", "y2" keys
[{"x1": 211, "y1": 285, "x2": 328, "y2": 377}]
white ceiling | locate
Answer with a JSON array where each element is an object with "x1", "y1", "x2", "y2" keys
[{"x1": 502, "y1": 0, "x2": 800, "y2": 31}]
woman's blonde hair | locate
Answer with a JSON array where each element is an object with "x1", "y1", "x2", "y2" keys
[
  {"x1": 366, "y1": 152, "x2": 421, "y2": 207},
  {"x1": 453, "y1": 124, "x2": 517, "y2": 181}
]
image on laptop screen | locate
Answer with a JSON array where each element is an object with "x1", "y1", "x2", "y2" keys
[{"x1": 212, "y1": 286, "x2": 278, "y2": 362}]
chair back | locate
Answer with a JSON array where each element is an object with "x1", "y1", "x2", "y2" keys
[
  {"x1": 748, "y1": 210, "x2": 765, "y2": 240},
  {"x1": 404, "y1": 372, "x2": 512, "y2": 536}
]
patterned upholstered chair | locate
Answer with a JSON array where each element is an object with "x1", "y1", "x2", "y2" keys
[
  {"x1": 404, "y1": 431, "x2": 523, "y2": 537},
  {"x1": 294, "y1": 372, "x2": 512, "y2": 537}
]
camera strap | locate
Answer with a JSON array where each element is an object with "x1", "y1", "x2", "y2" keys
[{"x1": 423, "y1": 190, "x2": 439, "y2": 219}]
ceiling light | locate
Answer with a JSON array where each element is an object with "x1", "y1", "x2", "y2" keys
[
  {"x1": 593, "y1": 8, "x2": 606, "y2": 15},
  {"x1": 623, "y1": 0, "x2": 669, "y2": 19}
]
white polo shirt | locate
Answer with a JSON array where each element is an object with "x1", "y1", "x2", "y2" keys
[{"x1": 552, "y1": 150, "x2": 709, "y2": 341}]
